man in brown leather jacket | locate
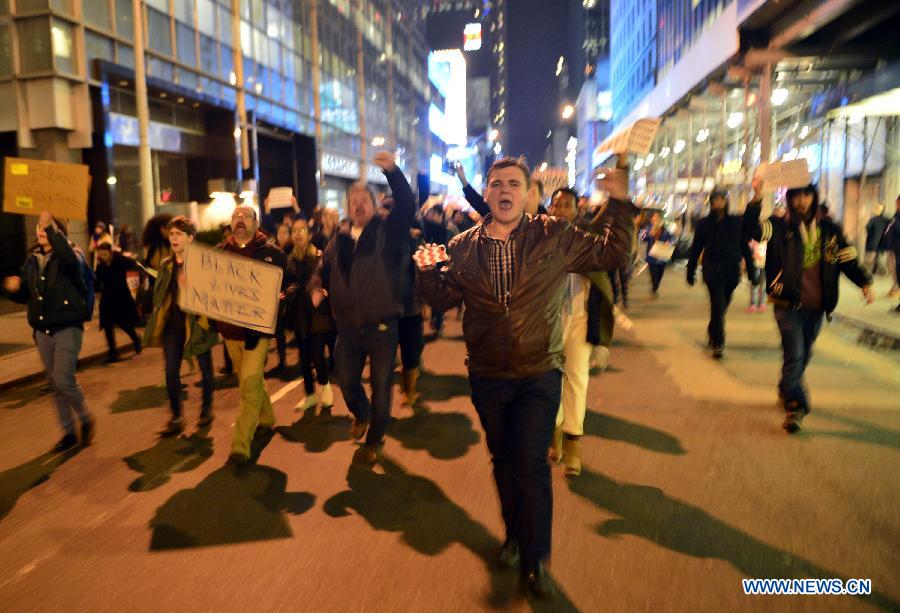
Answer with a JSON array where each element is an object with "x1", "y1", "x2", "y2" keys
[{"x1": 417, "y1": 157, "x2": 634, "y2": 598}]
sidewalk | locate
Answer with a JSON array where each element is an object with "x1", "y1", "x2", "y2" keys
[
  {"x1": 0, "y1": 300, "x2": 140, "y2": 389},
  {"x1": 831, "y1": 275, "x2": 900, "y2": 350}
]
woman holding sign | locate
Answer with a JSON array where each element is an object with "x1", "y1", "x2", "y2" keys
[{"x1": 142, "y1": 216, "x2": 218, "y2": 436}]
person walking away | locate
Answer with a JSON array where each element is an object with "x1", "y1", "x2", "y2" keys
[
  {"x1": 88, "y1": 221, "x2": 113, "y2": 269},
  {"x1": 417, "y1": 157, "x2": 635, "y2": 598},
  {"x1": 142, "y1": 216, "x2": 218, "y2": 435},
  {"x1": 94, "y1": 243, "x2": 142, "y2": 362},
  {"x1": 284, "y1": 216, "x2": 334, "y2": 412},
  {"x1": 310, "y1": 152, "x2": 416, "y2": 464},
  {"x1": 217, "y1": 206, "x2": 287, "y2": 465},
  {"x1": 864, "y1": 204, "x2": 889, "y2": 276},
  {"x1": 3, "y1": 212, "x2": 96, "y2": 451},
  {"x1": 744, "y1": 180, "x2": 873, "y2": 432},
  {"x1": 686, "y1": 188, "x2": 752, "y2": 358},
  {"x1": 643, "y1": 210, "x2": 674, "y2": 298},
  {"x1": 747, "y1": 239, "x2": 767, "y2": 313}
]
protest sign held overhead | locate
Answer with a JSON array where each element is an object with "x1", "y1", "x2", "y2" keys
[
  {"x1": 267, "y1": 187, "x2": 294, "y2": 210},
  {"x1": 3, "y1": 157, "x2": 91, "y2": 221},
  {"x1": 759, "y1": 159, "x2": 811, "y2": 192},
  {"x1": 596, "y1": 118, "x2": 662, "y2": 157},
  {"x1": 180, "y1": 243, "x2": 283, "y2": 335}
]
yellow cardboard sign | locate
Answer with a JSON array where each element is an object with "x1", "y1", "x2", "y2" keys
[{"x1": 3, "y1": 157, "x2": 91, "y2": 221}]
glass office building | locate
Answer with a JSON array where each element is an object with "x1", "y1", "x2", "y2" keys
[{"x1": 0, "y1": 0, "x2": 431, "y2": 265}]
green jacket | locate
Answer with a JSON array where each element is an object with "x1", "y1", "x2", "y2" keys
[{"x1": 142, "y1": 256, "x2": 218, "y2": 357}]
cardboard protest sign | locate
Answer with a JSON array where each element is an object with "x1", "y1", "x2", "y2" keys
[
  {"x1": 267, "y1": 187, "x2": 294, "y2": 210},
  {"x1": 3, "y1": 157, "x2": 91, "y2": 221},
  {"x1": 760, "y1": 159, "x2": 810, "y2": 192},
  {"x1": 596, "y1": 118, "x2": 662, "y2": 156},
  {"x1": 180, "y1": 243, "x2": 283, "y2": 335}
]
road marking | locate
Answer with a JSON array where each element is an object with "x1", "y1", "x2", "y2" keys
[{"x1": 270, "y1": 379, "x2": 304, "y2": 403}]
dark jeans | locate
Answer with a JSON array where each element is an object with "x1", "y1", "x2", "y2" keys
[
  {"x1": 705, "y1": 278, "x2": 738, "y2": 348},
  {"x1": 104, "y1": 323, "x2": 140, "y2": 357},
  {"x1": 275, "y1": 315, "x2": 288, "y2": 366},
  {"x1": 610, "y1": 265, "x2": 631, "y2": 305},
  {"x1": 773, "y1": 307, "x2": 824, "y2": 412},
  {"x1": 163, "y1": 325, "x2": 213, "y2": 419},
  {"x1": 35, "y1": 328, "x2": 91, "y2": 436},
  {"x1": 398, "y1": 314, "x2": 424, "y2": 370},
  {"x1": 294, "y1": 328, "x2": 329, "y2": 394},
  {"x1": 334, "y1": 321, "x2": 399, "y2": 446},
  {"x1": 468, "y1": 369, "x2": 562, "y2": 571},
  {"x1": 648, "y1": 262, "x2": 666, "y2": 292}
]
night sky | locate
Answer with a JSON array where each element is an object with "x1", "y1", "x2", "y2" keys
[
  {"x1": 426, "y1": 1, "x2": 571, "y2": 166},
  {"x1": 506, "y1": 0, "x2": 570, "y2": 165}
]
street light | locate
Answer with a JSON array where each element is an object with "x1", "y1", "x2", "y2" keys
[
  {"x1": 488, "y1": 128, "x2": 499, "y2": 142},
  {"x1": 561, "y1": 104, "x2": 574, "y2": 120},
  {"x1": 771, "y1": 87, "x2": 789, "y2": 106},
  {"x1": 727, "y1": 112, "x2": 744, "y2": 129},
  {"x1": 539, "y1": 162, "x2": 548, "y2": 172},
  {"x1": 673, "y1": 139, "x2": 686, "y2": 154}
]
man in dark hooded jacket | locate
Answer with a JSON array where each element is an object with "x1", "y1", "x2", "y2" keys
[{"x1": 743, "y1": 180, "x2": 873, "y2": 432}]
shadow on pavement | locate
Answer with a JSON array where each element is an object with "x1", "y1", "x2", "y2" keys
[
  {"x1": 568, "y1": 468, "x2": 899, "y2": 611},
  {"x1": 803, "y1": 410, "x2": 900, "y2": 451},
  {"x1": 124, "y1": 431, "x2": 214, "y2": 492},
  {"x1": 417, "y1": 370, "x2": 471, "y2": 402},
  {"x1": 389, "y1": 407, "x2": 480, "y2": 460},
  {"x1": 276, "y1": 406, "x2": 352, "y2": 453},
  {"x1": 0, "y1": 383, "x2": 49, "y2": 410},
  {"x1": 323, "y1": 453, "x2": 577, "y2": 611},
  {"x1": 110, "y1": 384, "x2": 179, "y2": 413},
  {"x1": 0, "y1": 448, "x2": 80, "y2": 522},
  {"x1": 149, "y1": 463, "x2": 315, "y2": 550},
  {"x1": 583, "y1": 411, "x2": 685, "y2": 455}
]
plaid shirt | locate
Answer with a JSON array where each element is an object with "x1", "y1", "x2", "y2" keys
[{"x1": 483, "y1": 229, "x2": 517, "y2": 308}]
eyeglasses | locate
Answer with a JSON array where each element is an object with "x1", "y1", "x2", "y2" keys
[{"x1": 294, "y1": 228, "x2": 309, "y2": 234}]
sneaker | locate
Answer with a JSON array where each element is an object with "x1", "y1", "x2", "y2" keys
[
  {"x1": 158, "y1": 418, "x2": 184, "y2": 437},
  {"x1": 350, "y1": 419, "x2": 370, "y2": 441},
  {"x1": 53, "y1": 433, "x2": 79, "y2": 452},
  {"x1": 757, "y1": 303, "x2": 768, "y2": 313},
  {"x1": 226, "y1": 452, "x2": 248, "y2": 467},
  {"x1": 80, "y1": 416, "x2": 96, "y2": 447},
  {"x1": 497, "y1": 539, "x2": 520, "y2": 570},
  {"x1": 783, "y1": 411, "x2": 804, "y2": 433},
  {"x1": 197, "y1": 411, "x2": 214, "y2": 428},
  {"x1": 522, "y1": 563, "x2": 554, "y2": 600},
  {"x1": 133, "y1": 337, "x2": 142, "y2": 355},
  {"x1": 712, "y1": 345, "x2": 724, "y2": 359},
  {"x1": 745, "y1": 305, "x2": 758, "y2": 314},
  {"x1": 295, "y1": 394, "x2": 318, "y2": 412},
  {"x1": 318, "y1": 382, "x2": 334, "y2": 409}
]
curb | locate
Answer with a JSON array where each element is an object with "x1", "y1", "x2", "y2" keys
[{"x1": 830, "y1": 312, "x2": 900, "y2": 351}]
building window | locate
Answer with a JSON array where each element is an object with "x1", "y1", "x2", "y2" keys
[
  {"x1": 85, "y1": 30, "x2": 114, "y2": 64},
  {"x1": 0, "y1": 24, "x2": 11, "y2": 77},
  {"x1": 117, "y1": 43, "x2": 134, "y2": 68},
  {"x1": 84, "y1": 0, "x2": 112, "y2": 30},
  {"x1": 176, "y1": 22, "x2": 197, "y2": 66},
  {"x1": 18, "y1": 17, "x2": 53, "y2": 74},
  {"x1": 146, "y1": 8, "x2": 172, "y2": 56},
  {"x1": 116, "y1": 0, "x2": 134, "y2": 41}
]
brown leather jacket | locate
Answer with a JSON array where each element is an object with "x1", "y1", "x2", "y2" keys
[{"x1": 419, "y1": 198, "x2": 634, "y2": 378}]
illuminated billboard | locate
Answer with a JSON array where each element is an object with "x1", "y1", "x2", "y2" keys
[
  {"x1": 464, "y1": 23, "x2": 482, "y2": 51},
  {"x1": 428, "y1": 50, "x2": 467, "y2": 146}
]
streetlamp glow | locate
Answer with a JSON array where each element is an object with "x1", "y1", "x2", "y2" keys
[
  {"x1": 771, "y1": 87, "x2": 789, "y2": 106},
  {"x1": 727, "y1": 112, "x2": 744, "y2": 129},
  {"x1": 488, "y1": 128, "x2": 499, "y2": 142},
  {"x1": 673, "y1": 139, "x2": 686, "y2": 154},
  {"x1": 660, "y1": 146, "x2": 670, "y2": 159},
  {"x1": 561, "y1": 104, "x2": 575, "y2": 120}
]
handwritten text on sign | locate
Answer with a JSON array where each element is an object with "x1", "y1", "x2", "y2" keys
[
  {"x1": 180, "y1": 243, "x2": 283, "y2": 335},
  {"x1": 761, "y1": 159, "x2": 811, "y2": 192},
  {"x1": 596, "y1": 118, "x2": 662, "y2": 156},
  {"x1": 2, "y1": 157, "x2": 91, "y2": 221}
]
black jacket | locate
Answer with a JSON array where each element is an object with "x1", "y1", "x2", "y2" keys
[
  {"x1": 865, "y1": 215, "x2": 889, "y2": 252},
  {"x1": 310, "y1": 168, "x2": 416, "y2": 330},
  {"x1": 887, "y1": 213, "x2": 900, "y2": 254},
  {"x1": 95, "y1": 252, "x2": 140, "y2": 329},
  {"x1": 686, "y1": 212, "x2": 752, "y2": 285},
  {"x1": 7, "y1": 227, "x2": 90, "y2": 335},
  {"x1": 743, "y1": 200, "x2": 871, "y2": 313},
  {"x1": 463, "y1": 184, "x2": 487, "y2": 216}
]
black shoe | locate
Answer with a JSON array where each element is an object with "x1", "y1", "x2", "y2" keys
[
  {"x1": 497, "y1": 539, "x2": 520, "y2": 570},
  {"x1": 103, "y1": 353, "x2": 121, "y2": 364},
  {"x1": 226, "y1": 452, "x2": 248, "y2": 467},
  {"x1": 363, "y1": 442, "x2": 384, "y2": 464},
  {"x1": 712, "y1": 345, "x2": 724, "y2": 359},
  {"x1": 80, "y1": 417, "x2": 96, "y2": 447},
  {"x1": 53, "y1": 433, "x2": 79, "y2": 452},
  {"x1": 197, "y1": 411, "x2": 214, "y2": 428},
  {"x1": 783, "y1": 411, "x2": 804, "y2": 433},
  {"x1": 158, "y1": 418, "x2": 184, "y2": 437},
  {"x1": 521, "y1": 564, "x2": 554, "y2": 599},
  {"x1": 133, "y1": 337, "x2": 142, "y2": 355},
  {"x1": 218, "y1": 366, "x2": 233, "y2": 375}
]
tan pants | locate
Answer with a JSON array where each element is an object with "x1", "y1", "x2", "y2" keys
[
  {"x1": 556, "y1": 309, "x2": 593, "y2": 436},
  {"x1": 224, "y1": 337, "x2": 275, "y2": 458}
]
